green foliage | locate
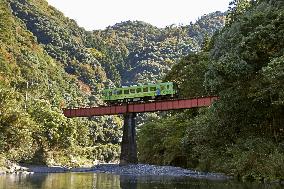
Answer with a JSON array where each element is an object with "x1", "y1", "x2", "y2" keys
[
  {"x1": 0, "y1": 85, "x2": 38, "y2": 161},
  {"x1": 258, "y1": 56, "x2": 284, "y2": 107},
  {"x1": 205, "y1": 0, "x2": 284, "y2": 135},
  {"x1": 226, "y1": 0, "x2": 254, "y2": 25},
  {"x1": 164, "y1": 52, "x2": 211, "y2": 98},
  {"x1": 138, "y1": 113, "x2": 190, "y2": 166},
  {"x1": 138, "y1": 0, "x2": 284, "y2": 181}
]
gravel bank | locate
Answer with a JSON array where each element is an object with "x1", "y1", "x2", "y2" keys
[
  {"x1": 88, "y1": 164, "x2": 229, "y2": 180},
  {"x1": 3, "y1": 164, "x2": 230, "y2": 180}
]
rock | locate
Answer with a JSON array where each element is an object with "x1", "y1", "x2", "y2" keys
[{"x1": 25, "y1": 165, "x2": 69, "y2": 173}]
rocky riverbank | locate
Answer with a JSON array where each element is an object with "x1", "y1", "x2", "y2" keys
[
  {"x1": 0, "y1": 163, "x2": 230, "y2": 180},
  {"x1": 90, "y1": 164, "x2": 229, "y2": 180}
]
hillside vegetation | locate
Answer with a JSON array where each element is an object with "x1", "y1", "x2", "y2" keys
[{"x1": 138, "y1": 0, "x2": 284, "y2": 181}]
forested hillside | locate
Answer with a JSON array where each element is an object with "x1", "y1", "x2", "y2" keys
[
  {"x1": 8, "y1": 0, "x2": 107, "y2": 100},
  {"x1": 0, "y1": 0, "x2": 225, "y2": 168},
  {"x1": 0, "y1": 0, "x2": 121, "y2": 168},
  {"x1": 8, "y1": 0, "x2": 226, "y2": 86},
  {"x1": 138, "y1": 0, "x2": 284, "y2": 181},
  {"x1": 92, "y1": 12, "x2": 225, "y2": 85}
]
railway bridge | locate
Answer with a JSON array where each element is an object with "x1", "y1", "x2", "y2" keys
[{"x1": 63, "y1": 96, "x2": 218, "y2": 164}]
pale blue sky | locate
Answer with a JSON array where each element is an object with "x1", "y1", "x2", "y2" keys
[{"x1": 46, "y1": 0, "x2": 231, "y2": 30}]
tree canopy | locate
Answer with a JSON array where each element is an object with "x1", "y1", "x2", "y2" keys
[{"x1": 138, "y1": 0, "x2": 284, "y2": 181}]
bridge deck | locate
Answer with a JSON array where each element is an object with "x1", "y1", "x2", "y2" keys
[{"x1": 63, "y1": 97, "x2": 218, "y2": 117}]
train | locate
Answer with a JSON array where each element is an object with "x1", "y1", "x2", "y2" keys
[{"x1": 102, "y1": 82, "x2": 178, "y2": 104}]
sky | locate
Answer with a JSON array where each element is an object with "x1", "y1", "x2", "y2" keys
[{"x1": 46, "y1": 0, "x2": 231, "y2": 30}]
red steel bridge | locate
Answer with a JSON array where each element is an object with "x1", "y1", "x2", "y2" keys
[
  {"x1": 63, "y1": 96, "x2": 218, "y2": 164},
  {"x1": 63, "y1": 96, "x2": 218, "y2": 117}
]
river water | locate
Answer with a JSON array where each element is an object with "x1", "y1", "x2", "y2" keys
[{"x1": 0, "y1": 172, "x2": 283, "y2": 189}]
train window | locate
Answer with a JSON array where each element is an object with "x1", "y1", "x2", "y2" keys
[
  {"x1": 150, "y1": 87, "x2": 156, "y2": 91},
  {"x1": 124, "y1": 90, "x2": 129, "y2": 94},
  {"x1": 161, "y1": 86, "x2": 165, "y2": 90},
  {"x1": 137, "y1": 88, "x2": 142, "y2": 93},
  {"x1": 167, "y1": 85, "x2": 170, "y2": 89},
  {"x1": 130, "y1": 89, "x2": 135, "y2": 93},
  {"x1": 117, "y1": 90, "x2": 122, "y2": 95},
  {"x1": 143, "y1": 87, "x2": 148, "y2": 92},
  {"x1": 109, "y1": 91, "x2": 112, "y2": 96}
]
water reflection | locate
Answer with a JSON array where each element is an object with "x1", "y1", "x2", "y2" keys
[
  {"x1": 0, "y1": 172, "x2": 283, "y2": 189},
  {"x1": 119, "y1": 175, "x2": 138, "y2": 189}
]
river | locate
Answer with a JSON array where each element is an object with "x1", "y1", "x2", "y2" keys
[{"x1": 0, "y1": 172, "x2": 283, "y2": 189}]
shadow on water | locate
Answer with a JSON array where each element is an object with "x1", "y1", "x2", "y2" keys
[{"x1": 0, "y1": 173, "x2": 283, "y2": 189}]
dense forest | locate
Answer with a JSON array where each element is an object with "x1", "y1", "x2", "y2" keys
[
  {"x1": 138, "y1": 0, "x2": 284, "y2": 181},
  {"x1": 0, "y1": 0, "x2": 224, "y2": 170}
]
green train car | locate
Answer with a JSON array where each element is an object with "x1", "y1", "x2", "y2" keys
[{"x1": 102, "y1": 82, "x2": 177, "y2": 103}]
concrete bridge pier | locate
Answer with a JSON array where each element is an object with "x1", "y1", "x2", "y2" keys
[{"x1": 120, "y1": 112, "x2": 138, "y2": 165}]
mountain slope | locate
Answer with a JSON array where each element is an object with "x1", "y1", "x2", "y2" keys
[
  {"x1": 8, "y1": 0, "x2": 107, "y2": 92},
  {"x1": 8, "y1": 0, "x2": 225, "y2": 87},
  {"x1": 92, "y1": 12, "x2": 225, "y2": 85}
]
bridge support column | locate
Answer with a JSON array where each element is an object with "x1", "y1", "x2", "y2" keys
[{"x1": 120, "y1": 113, "x2": 138, "y2": 165}]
